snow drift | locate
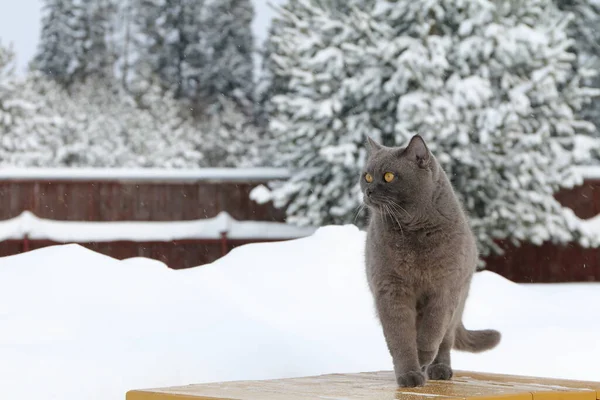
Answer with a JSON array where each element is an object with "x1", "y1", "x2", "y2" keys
[{"x1": 0, "y1": 225, "x2": 598, "y2": 400}]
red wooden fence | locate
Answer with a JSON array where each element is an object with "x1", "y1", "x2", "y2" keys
[
  {"x1": 0, "y1": 168, "x2": 301, "y2": 269},
  {"x1": 2, "y1": 168, "x2": 600, "y2": 282},
  {"x1": 484, "y1": 241, "x2": 600, "y2": 283},
  {"x1": 479, "y1": 177, "x2": 600, "y2": 282},
  {"x1": 0, "y1": 168, "x2": 288, "y2": 222}
]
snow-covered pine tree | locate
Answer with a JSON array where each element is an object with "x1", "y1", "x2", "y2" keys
[
  {"x1": 4, "y1": 32, "x2": 205, "y2": 169},
  {"x1": 256, "y1": 0, "x2": 302, "y2": 128},
  {"x1": 117, "y1": 0, "x2": 162, "y2": 93},
  {"x1": 16, "y1": 72, "x2": 92, "y2": 166},
  {"x1": 33, "y1": 0, "x2": 116, "y2": 87},
  {"x1": 200, "y1": 98, "x2": 261, "y2": 167},
  {"x1": 0, "y1": 43, "x2": 67, "y2": 166},
  {"x1": 133, "y1": 79, "x2": 205, "y2": 167},
  {"x1": 555, "y1": 0, "x2": 600, "y2": 59},
  {"x1": 78, "y1": 0, "x2": 117, "y2": 83},
  {"x1": 126, "y1": 0, "x2": 205, "y2": 100},
  {"x1": 33, "y1": 0, "x2": 77, "y2": 85},
  {"x1": 196, "y1": 0, "x2": 255, "y2": 116},
  {"x1": 554, "y1": 0, "x2": 600, "y2": 159},
  {"x1": 260, "y1": 1, "x2": 383, "y2": 226},
  {"x1": 45, "y1": 77, "x2": 206, "y2": 168},
  {"x1": 256, "y1": 0, "x2": 374, "y2": 126},
  {"x1": 0, "y1": 43, "x2": 24, "y2": 163},
  {"x1": 179, "y1": 0, "x2": 209, "y2": 108},
  {"x1": 263, "y1": 0, "x2": 599, "y2": 257},
  {"x1": 318, "y1": 0, "x2": 375, "y2": 14}
]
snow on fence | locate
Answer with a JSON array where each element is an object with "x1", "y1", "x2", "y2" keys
[
  {"x1": 0, "y1": 211, "x2": 315, "y2": 269},
  {"x1": 0, "y1": 211, "x2": 315, "y2": 243},
  {"x1": 0, "y1": 167, "x2": 292, "y2": 182}
]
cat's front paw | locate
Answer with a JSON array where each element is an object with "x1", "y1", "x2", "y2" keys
[
  {"x1": 427, "y1": 363, "x2": 453, "y2": 380},
  {"x1": 396, "y1": 370, "x2": 427, "y2": 387}
]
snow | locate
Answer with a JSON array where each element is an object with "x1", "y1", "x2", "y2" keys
[
  {"x1": 575, "y1": 165, "x2": 600, "y2": 180},
  {"x1": 573, "y1": 134, "x2": 599, "y2": 163},
  {"x1": 0, "y1": 225, "x2": 598, "y2": 400},
  {"x1": 0, "y1": 167, "x2": 291, "y2": 182},
  {"x1": 0, "y1": 211, "x2": 315, "y2": 242},
  {"x1": 576, "y1": 212, "x2": 600, "y2": 237},
  {"x1": 249, "y1": 184, "x2": 273, "y2": 204}
]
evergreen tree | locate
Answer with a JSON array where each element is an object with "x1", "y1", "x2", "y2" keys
[
  {"x1": 77, "y1": 0, "x2": 117, "y2": 83},
  {"x1": 200, "y1": 98, "x2": 262, "y2": 167},
  {"x1": 256, "y1": 0, "x2": 301, "y2": 127},
  {"x1": 179, "y1": 0, "x2": 209, "y2": 108},
  {"x1": 257, "y1": 0, "x2": 373, "y2": 126},
  {"x1": 3, "y1": 66, "x2": 205, "y2": 168},
  {"x1": 133, "y1": 80, "x2": 206, "y2": 167},
  {"x1": 198, "y1": 0, "x2": 255, "y2": 116},
  {"x1": 45, "y1": 78, "x2": 205, "y2": 168},
  {"x1": 126, "y1": 0, "x2": 204, "y2": 99},
  {"x1": 33, "y1": 0, "x2": 116, "y2": 87},
  {"x1": 555, "y1": 0, "x2": 600, "y2": 156},
  {"x1": 124, "y1": 0, "x2": 257, "y2": 119},
  {"x1": 33, "y1": 0, "x2": 77, "y2": 85},
  {"x1": 555, "y1": 0, "x2": 600, "y2": 63},
  {"x1": 0, "y1": 43, "x2": 67, "y2": 166},
  {"x1": 262, "y1": 0, "x2": 599, "y2": 257},
  {"x1": 0, "y1": 43, "x2": 24, "y2": 162}
]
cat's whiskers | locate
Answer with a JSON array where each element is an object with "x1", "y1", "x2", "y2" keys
[
  {"x1": 393, "y1": 202, "x2": 412, "y2": 219},
  {"x1": 383, "y1": 197, "x2": 412, "y2": 219},
  {"x1": 353, "y1": 203, "x2": 366, "y2": 224},
  {"x1": 377, "y1": 203, "x2": 387, "y2": 224},
  {"x1": 378, "y1": 204, "x2": 388, "y2": 225},
  {"x1": 383, "y1": 202, "x2": 404, "y2": 237}
]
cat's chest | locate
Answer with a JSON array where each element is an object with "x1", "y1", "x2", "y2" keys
[
  {"x1": 387, "y1": 229, "x2": 440, "y2": 254},
  {"x1": 368, "y1": 230, "x2": 419, "y2": 261},
  {"x1": 368, "y1": 228, "x2": 458, "y2": 272}
]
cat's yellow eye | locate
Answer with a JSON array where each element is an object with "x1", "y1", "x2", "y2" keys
[
  {"x1": 365, "y1": 173, "x2": 373, "y2": 183},
  {"x1": 384, "y1": 172, "x2": 395, "y2": 182}
]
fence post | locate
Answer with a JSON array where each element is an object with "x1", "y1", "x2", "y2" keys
[
  {"x1": 220, "y1": 231, "x2": 228, "y2": 257},
  {"x1": 22, "y1": 234, "x2": 30, "y2": 253}
]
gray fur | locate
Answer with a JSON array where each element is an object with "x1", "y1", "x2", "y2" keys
[{"x1": 361, "y1": 135, "x2": 500, "y2": 388}]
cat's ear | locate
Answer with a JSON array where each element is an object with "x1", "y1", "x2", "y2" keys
[
  {"x1": 403, "y1": 135, "x2": 430, "y2": 168},
  {"x1": 366, "y1": 136, "x2": 383, "y2": 152}
]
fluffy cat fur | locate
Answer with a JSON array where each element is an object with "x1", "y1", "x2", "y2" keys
[{"x1": 361, "y1": 135, "x2": 500, "y2": 387}]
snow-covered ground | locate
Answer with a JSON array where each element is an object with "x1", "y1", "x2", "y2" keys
[{"x1": 0, "y1": 225, "x2": 598, "y2": 400}]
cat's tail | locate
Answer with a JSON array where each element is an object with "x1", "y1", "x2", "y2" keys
[{"x1": 453, "y1": 323, "x2": 501, "y2": 353}]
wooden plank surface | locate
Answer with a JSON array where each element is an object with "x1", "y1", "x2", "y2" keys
[{"x1": 127, "y1": 371, "x2": 600, "y2": 400}]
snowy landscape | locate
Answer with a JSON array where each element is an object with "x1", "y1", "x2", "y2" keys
[
  {"x1": 2, "y1": 0, "x2": 600, "y2": 399},
  {"x1": 1, "y1": 226, "x2": 599, "y2": 400}
]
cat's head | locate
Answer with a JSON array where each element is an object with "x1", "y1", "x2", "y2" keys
[{"x1": 360, "y1": 135, "x2": 435, "y2": 211}]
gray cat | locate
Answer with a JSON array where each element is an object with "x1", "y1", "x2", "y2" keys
[{"x1": 361, "y1": 135, "x2": 500, "y2": 388}]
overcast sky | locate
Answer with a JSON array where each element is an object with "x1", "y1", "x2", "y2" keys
[
  {"x1": 0, "y1": 0, "x2": 42, "y2": 72},
  {"x1": 0, "y1": 0, "x2": 283, "y2": 73}
]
